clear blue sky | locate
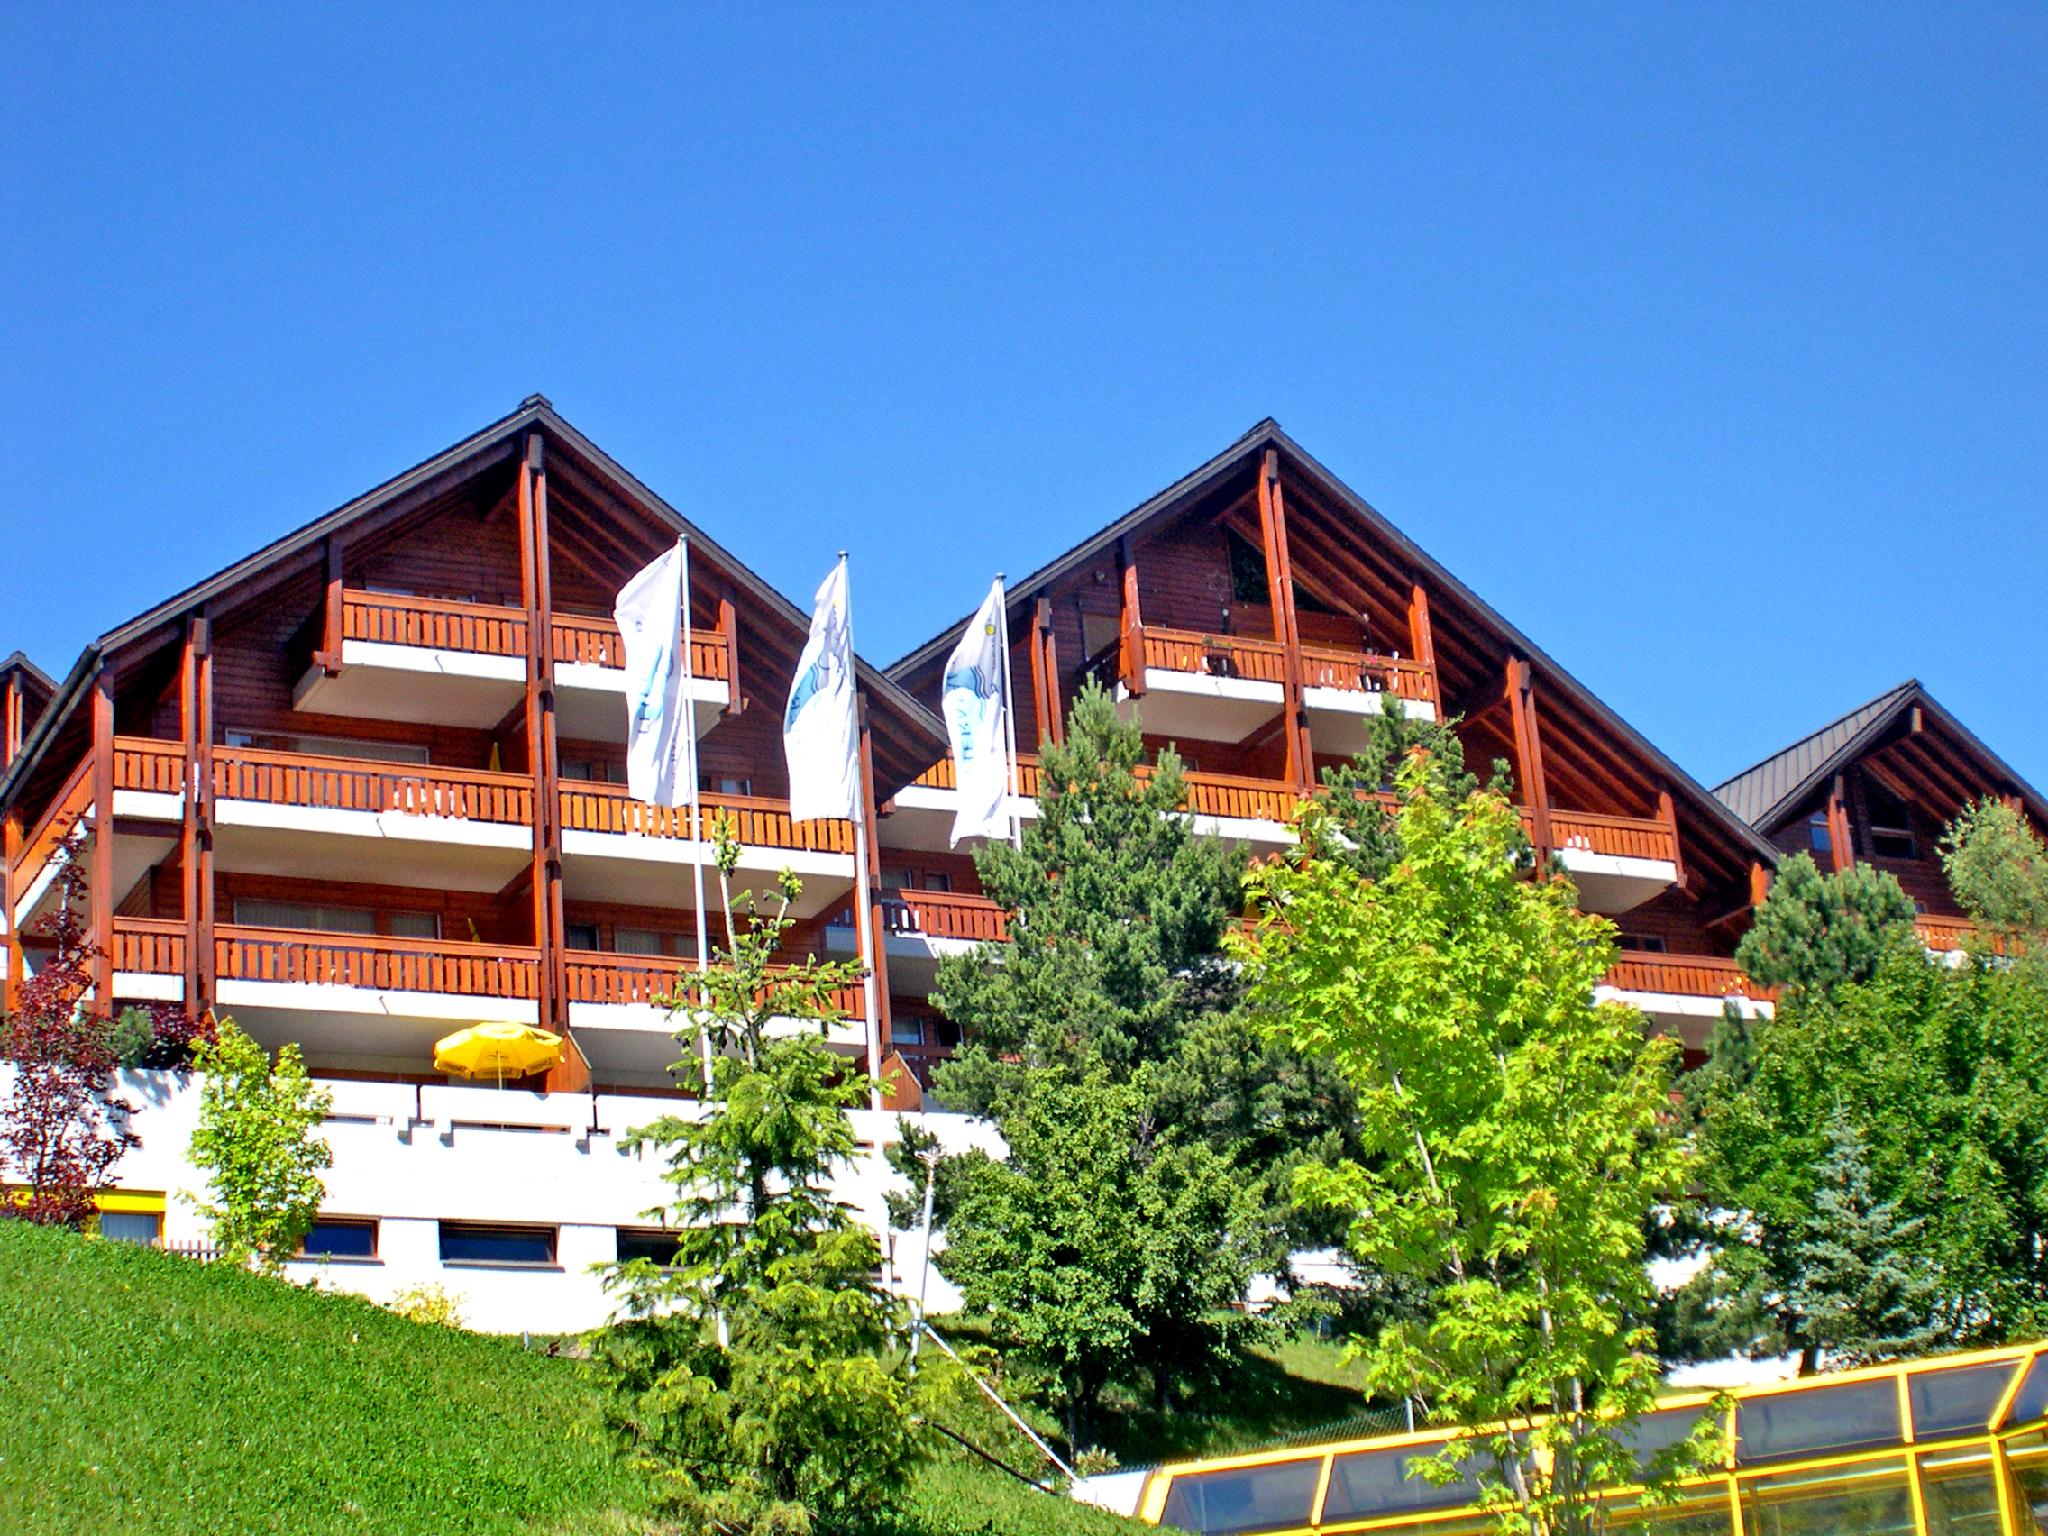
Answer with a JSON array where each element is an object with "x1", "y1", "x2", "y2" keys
[{"x1": 4, "y1": 5, "x2": 2043, "y2": 792}]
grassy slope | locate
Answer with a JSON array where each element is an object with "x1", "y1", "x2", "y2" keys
[{"x1": 0, "y1": 1224, "x2": 1141, "y2": 1536}]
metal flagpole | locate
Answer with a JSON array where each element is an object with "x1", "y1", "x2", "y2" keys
[
  {"x1": 838, "y1": 552, "x2": 886, "y2": 1112},
  {"x1": 993, "y1": 575, "x2": 1023, "y2": 849},
  {"x1": 681, "y1": 537, "x2": 713, "y2": 1092}
]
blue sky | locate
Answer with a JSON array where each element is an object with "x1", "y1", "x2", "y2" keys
[{"x1": 4, "y1": 5, "x2": 2043, "y2": 791}]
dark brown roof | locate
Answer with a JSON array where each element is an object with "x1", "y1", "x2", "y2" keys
[
  {"x1": 0, "y1": 651, "x2": 54, "y2": 699},
  {"x1": 1, "y1": 397, "x2": 944, "y2": 808},
  {"x1": 1714, "y1": 681, "x2": 2048, "y2": 835}
]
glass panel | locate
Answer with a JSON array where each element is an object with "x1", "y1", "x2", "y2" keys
[
  {"x1": 301, "y1": 1220, "x2": 377, "y2": 1259},
  {"x1": 232, "y1": 900, "x2": 377, "y2": 935},
  {"x1": 1740, "y1": 1458, "x2": 1913, "y2": 1536},
  {"x1": 2011, "y1": 1356, "x2": 2048, "y2": 1428},
  {"x1": 2009, "y1": 1448, "x2": 2048, "y2": 1536},
  {"x1": 1621, "y1": 1406, "x2": 1723, "y2": 1478},
  {"x1": 1156, "y1": 1459, "x2": 1322, "y2": 1536},
  {"x1": 1322, "y1": 1440, "x2": 1485, "y2": 1522},
  {"x1": 615, "y1": 928, "x2": 666, "y2": 957},
  {"x1": 615, "y1": 1229, "x2": 681, "y2": 1267},
  {"x1": 438, "y1": 1225, "x2": 555, "y2": 1265},
  {"x1": 891, "y1": 1018, "x2": 925, "y2": 1046},
  {"x1": 564, "y1": 923, "x2": 599, "y2": 951},
  {"x1": 1911, "y1": 1364, "x2": 2019, "y2": 1439},
  {"x1": 1737, "y1": 1379, "x2": 1902, "y2": 1465},
  {"x1": 97, "y1": 1211, "x2": 161, "y2": 1246},
  {"x1": 1607, "y1": 1492, "x2": 1738, "y2": 1536},
  {"x1": 1917, "y1": 1451, "x2": 2003, "y2": 1536},
  {"x1": 387, "y1": 912, "x2": 438, "y2": 940}
]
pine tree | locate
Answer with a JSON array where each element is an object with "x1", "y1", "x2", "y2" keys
[
  {"x1": 1786, "y1": 1108, "x2": 1942, "y2": 1369},
  {"x1": 1735, "y1": 852, "x2": 1917, "y2": 998}
]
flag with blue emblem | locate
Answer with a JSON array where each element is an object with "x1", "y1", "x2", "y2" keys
[
  {"x1": 784, "y1": 557, "x2": 859, "y2": 823},
  {"x1": 613, "y1": 538, "x2": 696, "y2": 808},
  {"x1": 942, "y1": 578, "x2": 1012, "y2": 845}
]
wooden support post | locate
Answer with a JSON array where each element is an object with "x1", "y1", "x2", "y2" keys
[
  {"x1": 1258, "y1": 449, "x2": 1313, "y2": 786},
  {"x1": 1037, "y1": 597, "x2": 1063, "y2": 746},
  {"x1": 1657, "y1": 786, "x2": 1686, "y2": 889},
  {"x1": 180, "y1": 621, "x2": 200, "y2": 1008},
  {"x1": 1826, "y1": 773, "x2": 1854, "y2": 873},
  {"x1": 3, "y1": 807, "x2": 21, "y2": 1012},
  {"x1": 1028, "y1": 596, "x2": 1052, "y2": 748},
  {"x1": 516, "y1": 438, "x2": 555, "y2": 1037},
  {"x1": 1407, "y1": 581, "x2": 1437, "y2": 696},
  {"x1": 857, "y1": 699, "x2": 893, "y2": 1050},
  {"x1": 526, "y1": 434, "x2": 567, "y2": 1038},
  {"x1": 2, "y1": 670, "x2": 21, "y2": 771},
  {"x1": 1507, "y1": 658, "x2": 1552, "y2": 863},
  {"x1": 1117, "y1": 535, "x2": 1145, "y2": 697},
  {"x1": 194, "y1": 616, "x2": 215, "y2": 1014},
  {"x1": 318, "y1": 537, "x2": 345, "y2": 675},
  {"x1": 717, "y1": 587, "x2": 744, "y2": 716},
  {"x1": 1750, "y1": 861, "x2": 1772, "y2": 911},
  {"x1": 90, "y1": 664, "x2": 115, "y2": 1013}
]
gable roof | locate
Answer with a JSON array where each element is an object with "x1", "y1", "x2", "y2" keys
[
  {"x1": 1, "y1": 651, "x2": 54, "y2": 698},
  {"x1": 1714, "y1": 681, "x2": 2048, "y2": 835},
  {"x1": 1, "y1": 397, "x2": 944, "y2": 808},
  {"x1": 891, "y1": 417, "x2": 1780, "y2": 874}
]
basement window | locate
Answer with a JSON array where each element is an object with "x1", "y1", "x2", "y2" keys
[
  {"x1": 616, "y1": 1229, "x2": 683, "y2": 1268},
  {"x1": 439, "y1": 1223, "x2": 557, "y2": 1268},
  {"x1": 300, "y1": 1218, "x2": 379, "y2": 1262}
]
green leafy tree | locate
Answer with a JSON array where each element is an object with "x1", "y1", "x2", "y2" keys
[
  {"x1": 187, "y1": 1016, "x2": 332, "y2": 1274},
  {"x1": 592, "y1": 823, "x2": 924, "y2": 1535},
  {"x1": 935, "y1": 1059, "x2": 1256, "y2": 1451},
  {"x1": 1784, "y1": 1108, "x2": 1942, "y2": 1367},
  {"x1": 1942, "y1": 797, "x2": 2048, "y2": 953},
  {"x1": 1233, "y1": 751, "x2": 1701, "y2": 1536},
  {"x1": 1735, "y1": 852, "x2": 1917, "y2": 997}
]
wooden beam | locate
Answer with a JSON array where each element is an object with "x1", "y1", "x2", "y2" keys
[
  {"x1": 180, "y1": 621, "x2": 200, "y2": 1007},
  {"x1": 1117, "y1": 535, "x2": 1144, "y2": 697},
  {"x1": 718, "y1": 588, "x2": 744, "y2": 717},
  {"x1": 90, "y1": 664, "x2": 115, "y2": 1013},
  {"x1": 3, "y1": 806, "x2": 21, "y2": 1012},
  {"x1": 1258, "y1": 451, "x2": 1313, "y2": 787},
  {"x1": 517, "y1": 438, "x2": 553, "y2": 1035},
  {"x1": 1507, "y1": 658, "x2": 1551, "y2": 862},
  {"x1": 1826, "y1": 773, "x2": 1854, "y2": 872},
  {"x1": 1028, "y1": 596, "x2": 1052, "y2": 747},
  {"x1": 1752, "y1": 860, "x2": 1772, "y2": 910},
  {"x1": 318, "y1": 537, "x2": 345, "y2": 675},
  {"x1": 1407, "y1": 582, "x2": 1437, "y2": 676},
  {"x1": 528, "y1": 433, "x2": 568, "y2": 1040},
  {"x1": 1657, "y1": 786, "x2": 1686, "y2": 890},
  {"x1": 194, "y1": 615, "x2": 215, "y2": 1015},
  {"x1": 3, "y1": 670, "x2": 21, "y2": 770},
  {"x1": 1039, "y1": 597, "x2": 1064, "y2": 746}
]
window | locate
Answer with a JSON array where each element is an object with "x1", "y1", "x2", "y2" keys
[
  {"x1": 225, "y1": 730, "x2": 430, "y2": 765},
  {"x1": 565, "y1": 922, "x2": 600, "y2": 951},
  {"x1": 97, "y1": 1210, "x2": 162, "y2": 1247},
  {"x1": 387, "y1": 912, "x2": 439, "y2": 941},
  {"x1": 1808, "y1": 813, "x2": 1833, "y2": 856},
  {"x1": 891, "y1": 1018, "x2": 925, "y2": 1046},
  {"x1": 615, "y1": 928, "x2": 669, "y2": 957},
  {"x1": 234, "y1": 899, "x2": 377, "y2": 934},
  {"x1": 438, "y1": 1223, "x2": 556, "y2": 1267},
  {"x1": 922, "y1": 871, "x2": 953, "y2": 893},
  {"x1": 559, "y1": 758, "x2": 624, "y2": 784},
  {"x1": 1863, "y1": 777, "x2": 1916, "y2": 860},
  {"x1": 1909, "y1": 1362, "x2": 2018, "y2": 1438},
  {"x1": 615, "y1": 1229, "x2": 682, "y2": 1267},
  {"x1": 1161, "y1": 1458, "x2": 1322, "y2": 1535},
  {"x1": 1618, "y1": 934, "x2": 1669, "y2": 954},
  {"x1": 1227, "y1": 532, "x2": 1271, "y2": 607},
  {"x1": 300, "y1": 1218, "x2": 378, "y2": 1261},
  {"x1": 1736, "y1": 1379, "x2": 1900, "y2": 1464},
  {"x1": 709, "y1": 775, "x2": 751, "y2": 797}
]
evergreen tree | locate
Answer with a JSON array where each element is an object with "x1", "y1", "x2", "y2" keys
[
  {"x1": 1734, "y1": 852, "x2": 1917, "y2": 998},
  {"x1": 1785, "y1": 1108, "x2": 1942, "y2": 1368},
  {"x1": 592, "y1": 825, "x2": 924, "y2": 1535}
]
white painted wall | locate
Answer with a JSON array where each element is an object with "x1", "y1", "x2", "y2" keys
[{"x1": 5, "y1": 1068, "x2": 999, "y2": 1335}]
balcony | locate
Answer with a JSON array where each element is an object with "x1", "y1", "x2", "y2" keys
[
  {"x1": 108, "y1": 919, "x2": 865, "y2": 1086},
  {"x1": 558, "y1": 781, "x2": 855, "y2": 916},
  {"x1": 562, "y1": 950, "x2": 867, "y2": 1085},
  {"x1": 886, "y1": 754, "x2": 1299, "y2": 855},
  {"x1": 826, "y1": 888, "x2": 1011, "y2": 987},
  {"x1": 1914, "y1": 914, "x2": 1975, "y2": 954},
  {"x1": 1110, "y1": 625, "x2": 1437, "y2": 748},
  {"x1": 1539, "y1": 808, "x2": 1682, "y2": 915},
  {"x1": 292, "y1": 589, "x2": 729, "y2": 739},
  {"x1": 1595, "y1": 951, "x2": 1776, "y2": 1050}
]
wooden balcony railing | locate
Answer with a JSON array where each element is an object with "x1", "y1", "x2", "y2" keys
[
  {"x1": 1914, "y1": 915, "x2": 1975, "y2": 953},
  {"x1": 1139, "y1": 627, "x2": 1291, "y2": 685},
  {"x1": 562, "y1": 950, "x2": 866, "y2": 1019},
  {"x1": 1541, "y1": 808, "x2": 1680, "y2": 867},
  {"x1": 1601, "y1": 952, "x2": 1777, "y2": 1004},
  {"x1": 910, "y1": 755, "x2": 1044, "y2": 797},
  {"x1": 561, "y1": 780, "x2": 854, "y2": 855},
  {"x1": 1297, "y1": 643, "x2": 1437, "y2": 705},
  {"x1": 112, "y1": 919, "x2": 542, "y2": 999},
  {"x1": 911, "y1": 752, "x2": 1297, "y2": 825},
  {"x1": 341, "y1": 589, "x2": 729, "y2": 680},
  {"x1": 885, "y1": 890, "x2": 1011, "y2": 943},
  {"x1": 211, "y1": 745, "x2": 533, "y2": 825}
]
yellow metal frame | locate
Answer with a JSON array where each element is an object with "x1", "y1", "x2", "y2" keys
[{"x1": 1135, "y1": 1341, "x2": 2048, "y2": 1534}]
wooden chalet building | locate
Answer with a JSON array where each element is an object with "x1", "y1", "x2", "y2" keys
[
  {"x1": 886, "y1": 420, "x2": 1784, "y2": 1056},
  {"x1": 1716, "y1": 681, "x2": 2048, "y2": 953}
]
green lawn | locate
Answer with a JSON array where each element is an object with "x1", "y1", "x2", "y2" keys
[{"x1": 0, "y1": 1222, "x2": 1144, "y2": 1536}]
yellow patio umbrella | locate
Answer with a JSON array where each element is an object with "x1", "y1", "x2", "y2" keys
[{"x1": 433, "y1": 1022, "x2": 563, "y2": 1087}]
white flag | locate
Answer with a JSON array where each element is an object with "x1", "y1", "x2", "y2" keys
[
  {"x1": 614, "y1": 539, "x2": 696, "y2": 809},
  {"x1": 784, "y1": 559, "x2": 860, "y2": 823},
  {"x1": 943, "y1": 579, "x2": 1010, "y2": 845}
]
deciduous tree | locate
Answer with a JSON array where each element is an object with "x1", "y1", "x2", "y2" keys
[{"x1": 188, "y1": 1016, "x2": 332, "y2": 1273}]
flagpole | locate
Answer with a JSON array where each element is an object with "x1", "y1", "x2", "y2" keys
[
  {"x1": 993, "y1": 576, "x2": 1022, "y2": 850},
  {"x1": 838, "y1": 552, "x2": 886, "y2": 1112},
  {"x1": 681, "y1": 537, "x2": 713, "y2": 1092}
]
